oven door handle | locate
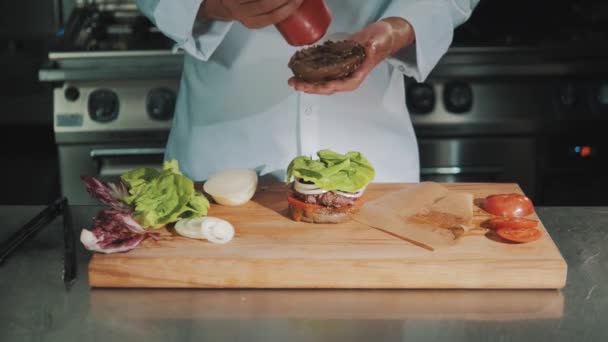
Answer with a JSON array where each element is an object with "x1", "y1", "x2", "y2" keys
[
  {"x1": 420, "y1": 166, "x2": 504, "y2": 176},
  {"x1": 89, "y1": 148, "x2": 166, "y2": 158},
  {"x1": 90, "y1": 148, "x2": 167, "y2": 178}
]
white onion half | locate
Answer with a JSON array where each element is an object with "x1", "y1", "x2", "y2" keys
[
  {"x1": 294, "y1": 178, "x2": 328, "y2": 195},
  {"x1": 203, "y1": 169, "x2": 258, "y2": 206}
]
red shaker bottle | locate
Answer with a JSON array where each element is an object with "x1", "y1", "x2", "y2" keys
[{"x1": 275, "y1": 0, "x2": 332, "y2": 46}]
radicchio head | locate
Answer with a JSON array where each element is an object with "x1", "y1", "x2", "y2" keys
[{"x1": 81, "y1": 176, "x2": 131, "y2": 212}]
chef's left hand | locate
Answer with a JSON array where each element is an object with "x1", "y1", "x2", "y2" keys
[{"x1": 288, "y1": 17, "x2": 415, "y2": 95}]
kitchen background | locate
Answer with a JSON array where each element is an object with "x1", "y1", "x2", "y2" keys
[{"x1": 1, "y1": 0, "x2": 606, "y2": 206}]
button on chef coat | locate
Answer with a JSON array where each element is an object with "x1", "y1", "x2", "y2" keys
[{"x1": 136, "y1": 0, "x2": 479, "y2": 182}]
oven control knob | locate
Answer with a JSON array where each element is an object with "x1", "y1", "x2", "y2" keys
[
  {"x1": 588, "y1": 82, "x2": 608, "y2": 115},
  {"x1": 88, "y1": 89, "x2": 119, "y2": 122},
  {"x1": 64, "y1": 86, "x2": 80, "y2": 102},
  {"x1": 444, "y1": 82, "x2": 473, "y2": 113},
  {"x1": 559, "y1": 83, "x2": 577, "y2": 107},
  {"x1": 146, "y1": 88, "x2": 176, "y2": 121},
  {"x1": 406, "y1": 83, "x2": 435, "y2": 114},
  {"x1": 596, "y1": 82, "x2": 608, "y2": 106}
]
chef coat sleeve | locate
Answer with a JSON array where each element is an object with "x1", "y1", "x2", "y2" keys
[
  {"x1": 135, "y1": 0, "x2": 233, "y2": 61},
  {"x1": 380, "y1": 0, "x2": 480, "y2": 82}
]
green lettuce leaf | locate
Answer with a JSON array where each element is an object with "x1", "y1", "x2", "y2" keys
[
  {"x1": 286, "y1": 149, "x2": 375, "y2": 192},
  {"x1": 120, "y1": 167, "x2": 159, "y2": 205},
  {"x1": 121, "y1": 160, "x2": 209, "y2": 229},
  {"x1": 161, "y1": 159, "x2": 181, "y2": 175}
]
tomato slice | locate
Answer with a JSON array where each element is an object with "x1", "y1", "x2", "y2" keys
[
  {"x1": 486, "y1": 217, "x2": 539, "y2": 230},
  {"x1": 496, "y1": 227, "x2": 542, "y2": 243},
  {"x1": 287, "y1": 194, "x2": 322, "y2": 209},
  {"x1": 482, "y1": 193, "x2": 535, "y2": 217}
]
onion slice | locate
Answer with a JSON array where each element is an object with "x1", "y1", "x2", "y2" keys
[
  {"x1": 294, "y1": 178, "x2": 328, "y2": 195},
  {"x1": 174, "y1": 218, "x2": 206, "y2": 239},
  {"x1": 201, "y1": 217, "x2": 235, "y2": 244},
  {"x1": 203, "y1": 169, "x2": 258, "y2": 206},
  {"x1": 175, "y1": 217, "x2": 235, "y2": 244},
  {"x1": 293, "y1": 178, "x2": 366, "y2": 197},
  {"x1": 335, "y1": 187, "x2": 366, "y2": 198}
]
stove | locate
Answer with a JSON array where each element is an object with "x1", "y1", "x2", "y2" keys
[
  {"x1": 39, "y1": 0, "x2": 183, "y2": 205},
  {"x1": 405, "y1": 70, "x2": 543, "y2": 199},
  {"x1": 403, "y1": 0, "x2": 608, "y2": 205},
  {"x1": 41, "y1": 0, "x2": 608, "y2": 205},
  {"x1": 55, "y1": 1, "x2": 174, "y2": 52},
  {"x1": 452, "y1": 0, "x2": 608, "y2": 48}
]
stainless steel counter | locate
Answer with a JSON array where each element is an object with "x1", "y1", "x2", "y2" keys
[{"x1": 0, "y1": 205, "x2": 606, "y2": 341}]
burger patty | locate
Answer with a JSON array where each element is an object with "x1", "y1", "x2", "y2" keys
[
  {"x1": 288, "y1": 40, "x2": 366, "y2": 83},
  {"x1": 293, "y1": 190, "x2": 356, "y2": 208}
]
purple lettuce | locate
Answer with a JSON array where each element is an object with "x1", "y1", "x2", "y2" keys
[
  {"x1": 80, "y1": 209, "x2": 158, "y2": 254},
  {"x1": 81, "y1": 176, "x2": 131, "y2": 212},
  {"x1": 92, "y1": 209, "x2": 144, "y2": 234},
  {"x1": 79, "y1": 176, "x2": 160, "y2": 253}
]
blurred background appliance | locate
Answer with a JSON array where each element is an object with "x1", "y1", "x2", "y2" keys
[
  {"x1": 412, "y1": 0, "x2": 608, "y2": 204},
  {"x1": 33, "y1": 0, "x2": 608, "y2": 205},
  {"x1": 40, "y1": 0, "x2": 180, "y2": 205}
]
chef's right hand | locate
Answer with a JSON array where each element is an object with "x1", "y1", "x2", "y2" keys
[{"x1": 198, "y1": 0, "x2": 303, "y2": 29}]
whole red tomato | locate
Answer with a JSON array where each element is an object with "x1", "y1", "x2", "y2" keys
[
  {"x1": 482, "y1": 193, "x2": 535, "y2": 217},
  {"x1": 275, "y1": 0, "x2": 332, "y2": 46}
]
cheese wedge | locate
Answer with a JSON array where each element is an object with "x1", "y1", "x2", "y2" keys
[
  {"x1": 353, "y1": 182, "x2": 475, "y2": 250},
  {"x1": 353, "y1": 182, "x2": 456, "y2": 249},
  {"x1": 413, "y1": 192, "x2": 474, "y2": 233}
]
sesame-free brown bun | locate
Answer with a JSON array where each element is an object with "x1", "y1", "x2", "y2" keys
[
  {"x1": 288, "y1": 40, "x2": 366, "y2": 83},
  {"x1": 287, "y1": 186, "x2": 367, "y2": 224}
]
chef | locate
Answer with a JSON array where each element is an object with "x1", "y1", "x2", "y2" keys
[{"x1": 135, "y1": 0, "x2": 479, "y2": 182}]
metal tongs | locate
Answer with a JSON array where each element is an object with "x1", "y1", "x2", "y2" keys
[{"x1": 0, "y1": 197, "x2": 77, "y2": 291}]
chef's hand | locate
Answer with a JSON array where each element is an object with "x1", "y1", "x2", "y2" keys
[
  {"x1": 199, "y1": 0, "x2": 303, "y2": 29},
  {"x1": 288, "y1": 18, "x2": 415, "y2": 95}
]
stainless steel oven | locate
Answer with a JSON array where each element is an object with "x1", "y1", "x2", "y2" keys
[
  {"x1": 437, "y1": 0, "x2": 608, "y2": 205},
  {"x1": 50, "y1": 72, "x2": 179, "y2": 205},
  {"x1": 53, "y1": 79, "x2": 178, "y2": 205},
  {"x1": 48, "y1": 51, "x2": 544, "y2": 204},
  {"x1": 406, "y1": 60, "x2": 547, "y2": 199},
  {"x1": 42, "y1": 0, "x2": 608, "y2": 206},
  {"x1": 57, "y1": 143, "x2": 168, "y2": 205},
  {"x1": 536, "y1": 78, "x2": 608, "y2": 205},
  {"x1": 39, "y1": 0, "x2": 183, "y2": 205},
  {"x1": 418, "y1": 138, "x2": 536, "y2": 193}
]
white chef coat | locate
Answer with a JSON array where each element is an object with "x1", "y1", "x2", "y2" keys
[{"x1": 136, "y1": 0, "x2": 479, "y2": 182}]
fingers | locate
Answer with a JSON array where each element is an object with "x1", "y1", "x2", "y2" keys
[
  {"x1": 259, "y1": 0, "x2": 303, "y2": 24},
  {"x1": 239, "y1": 0, "x2": 288, "y2": 16},
  {"x1": 288, "y1": 72, "x2": 366, "y2": 95},
  {"x1": 238, "y1": 0, "x2": 302, "y2": 28},
  {"x1": 285, "y1": 22, "x2": 389, "y2": 95},
  {"x1": 288, "y1": 55, "x2": 378, "y2": 95},
  {"x1": 289, "y1": 79, "x2": 336, "y2": 95}
]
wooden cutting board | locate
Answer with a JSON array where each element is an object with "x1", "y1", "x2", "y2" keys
[
  {"x1": 88, "y1": 183, "x2": 568, "y2": 289},
  {"x1": 90, "y1": 289, "x2": 564, "y2": 320}
]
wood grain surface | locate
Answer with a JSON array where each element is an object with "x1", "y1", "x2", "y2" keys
[{"x1": 88, "y1": 183, "x2": 568, "y2": 289}]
